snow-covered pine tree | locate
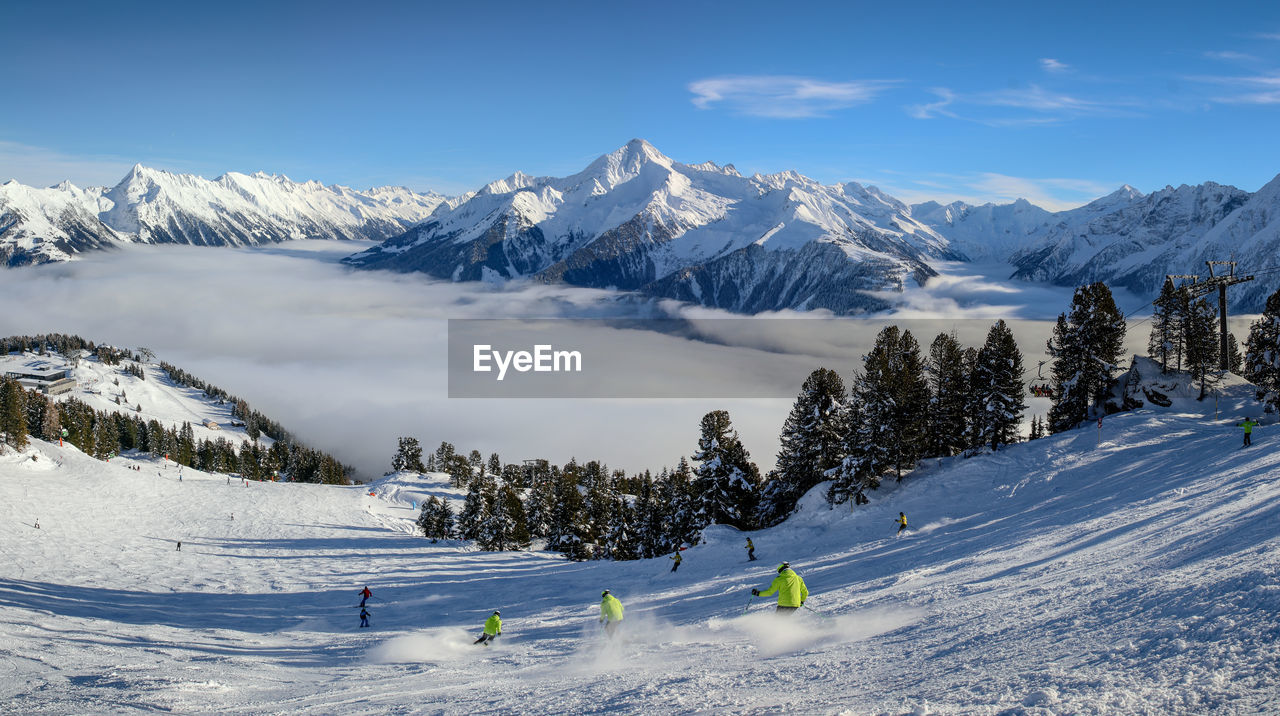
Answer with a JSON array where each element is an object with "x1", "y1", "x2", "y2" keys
[
  {"x1": 545, "y1": 465, "x2": 591, "y2": 560},
  {"x1": 437, "y1": 497, "x2": 456, "y2": 539},
  {"x1": 664, "y1": 459, "x2": 702, "y2": 548},
  {"x1": 1244, "y1": 287, "x2": 1280, "y2": 412},
  {"x1": 416, "y1": 497, "x2": 437, "y2": 539},
  {"x1": 969, "y1": 320, "x2": 1028, "y2": 451},
  {"x1": 854, "y1": 326, "x2": 929, "y2": 481},
  {"x1": 391, "y1": 436, "x2": 426, "y2": 473},
  {"x1": 825, "y1": 393, "x2": 869, "y2": 506},
  {"x1": 1148, "y1": 279, "x2": 1181, "y2": 373},
  {"x1": 926, "y1": 332, "x2": 969, "y2": 458},
  {"x1": 581, "y1": 460, "x2": 615, "y2": 542},
  {"x1": 478, "y1": 482, "x2": 529, "y2": 551},
  {"x1": 603, "y1": 495, "x2": 640, "y2": 561},
  {"x1": 522, "y1": 465, "x2": 557, "y2": 539},
  {"x1": 691, "y1": 410, "x2": 761, "y2": 530},
  {"x1": 1047, "y1": 283, "x2": 1126, "y2": 433},
  {"x1": 487, "y1": 452, "x2": 502, "y2": 478},
  {"x1": 434, "y1": 441, "x2": 455, "y2": 470},
  {"x1": 632, "y1": 471, "x2": 668, "y2": 558},
  {"x1": 1183, "y1": 296, "x2": 1220, "y2": 399},
  {"x1": 760, "y1": 367, "x2": 847, "y2": 526},
  {"x1": 457, "y1": 472, "x2": 493, "y2": 541}
]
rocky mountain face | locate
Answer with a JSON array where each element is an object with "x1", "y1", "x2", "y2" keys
[
  {"x1": 343, "y1": 139, "x2": 958, "y2": 314},
  {"x1": 0, "y1": 166, "x2": 448, "y2": 266}
]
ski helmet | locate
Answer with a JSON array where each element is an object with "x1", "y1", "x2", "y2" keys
[
  {"x1": 602, "y1": 589, "x2": 610, "y2": 597},
  {"x1": 493, "y1": 610, "x2": 500, "y2": 616},
  {"x1": 777, "y1": 562, "x2": 790, "y2": 573}
]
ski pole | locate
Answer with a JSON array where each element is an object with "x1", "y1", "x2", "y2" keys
[
  {"x1": 803, "y1": 604, "x2": 833, "y2": 620},
  {"x1": 743, "y1": 594, "x2": 756, "y2": 615}
]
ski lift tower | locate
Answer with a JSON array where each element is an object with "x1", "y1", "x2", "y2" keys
[{"x1": 1168, "y1": 262, "x2": 1254, "y2": 371}]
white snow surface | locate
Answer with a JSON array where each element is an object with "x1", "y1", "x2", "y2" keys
[
  {"x1": 2, "y1": 364, "x2": 1279, "y2": 713},
  {"x1": 1, "y1": 352, "x2": 267, "y2": 450}
]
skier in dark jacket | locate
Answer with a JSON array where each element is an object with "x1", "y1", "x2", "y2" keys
[{"x1": 359, "y1": 607, "x2": 370, "y2": 628}]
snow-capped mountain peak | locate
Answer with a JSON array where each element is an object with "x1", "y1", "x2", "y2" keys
[
  {"x1": 1, "y1": 166, "x2": 450, "y2": 266},
  {"x1": 344, "y1": 140, "x2": 958, "y2": 315}
]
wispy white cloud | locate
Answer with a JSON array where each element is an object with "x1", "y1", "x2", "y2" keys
[
  {"x1": 857, "y1": 171, "x2": 1116, "y2": 212},
  {"x1": 1186, "y1": 72, "x2": 1280, "y2": 104},
  {"x1": 1203, "y1": 50, "x2": 1259, "y2": 63},
  {"x1": 906, "y1": 88, "x2": 957, "y2": 119},
  {"x1": 908, "y1": 84, "x2": 1132, "y2": 126},
  {"x1": 1040, "y1": 58, "x2": 1071, "y2": 73},
  {"x1": 688, "y1": 75, "x2": 892, "y2": 118}
]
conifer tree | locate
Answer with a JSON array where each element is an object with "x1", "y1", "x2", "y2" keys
[
  {"x1": 1047, "y1": 283, "x2": 1126, "y2": 433},
  {"x1": 603, "y1": 495, "x2": 640, "y2": 561},
  {"x1": 523, "y1": 466, "x2": 557, "y2": 538},
  {"x1": 760, "y1": 368, "x2": 847, "y2": 526},
  {"x1": 479, "y1": 483, "x2": 529, "y2": 551},
  {"x1": 691, "y1": 410, "x2": 761, "y2": 530},
  {"x1": 457, "y1": 473, "x2": 493, "y2": 541},
  {"x1": 663, "y1": 461, "x2": 701, "y2": 549},
  {"x1": 1244, "y1": 287, "x2": 1280, "y2": 413},
  {"x1": 1183, "y1": 296, "x2": 1220, "y2": 399},
  {"x1": 0, "y1": 378, "x2": 29, "y2": 450},
  {"x1": 581, "y1": 460, "x2": 616, "y2": 541},
  {"x1": 969, "y1": 320, "x2": 1028, "y2": 451},
  {"x1": 1148, "y1": 279, "x2": 1181, "y2": 373},
  {"x1": 546, "y1": 466, "x2": 591, "y2": 560},
  {"x1": 926, "y1": 332, "x2": 969, "y2": 458},
  {"x1": 854, "y1": 326, "x2": 929, "y2": 481},
  {"x1": 391, "y1": 436, "x2": 426, "y2": 473}
]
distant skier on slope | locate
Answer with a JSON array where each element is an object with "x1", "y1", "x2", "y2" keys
[
  {"x1": 670, "y1": 551, "x2": 682, "y2": 572},
  {"x1": 896, "y1": 512, "x2": 908, "y2": 536},
  {"x1": 359, "y1": 606, "x2": 370, "y2": 628},
  {"x1": 474, "y1": 611, "x2": 502, "y2": 646},
  {"x1": 751, "y1": 562, "x2": 808, "y2": 615},
  {"x1": 599, "y1": 590, "x2": 624, "y2": 637},
  {"x1": 359, "y1": 586, "x2": 372, "y2": 606},
  {"x1": 1238, "y1": 417, "x2": 1259, "y2": 447},
  {"x1": 746, "y1": 537, "x2": 757, "y2": 561}
]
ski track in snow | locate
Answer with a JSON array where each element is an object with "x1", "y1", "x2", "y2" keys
[{"x1": 2, "y1": 379, "x2": 1279, "y2": 713}]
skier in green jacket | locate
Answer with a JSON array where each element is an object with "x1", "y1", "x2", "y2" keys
[
  {"x1": 752, "y1": 562, "x2": 808, "y2": 614},
  {"x1": 1239, "y1": 418, "x2": 1260, "y2": 447},
  {"x1": 599, "y1": 590, "x2": 624, "y2": 637},
  {"x1": 473, "y1": 610, "x2": 502, "y2": 646}
]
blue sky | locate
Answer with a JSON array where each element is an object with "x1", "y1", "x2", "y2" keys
[{"x1": 2, "y1": 0, "x2": 1278, "y2": 209}]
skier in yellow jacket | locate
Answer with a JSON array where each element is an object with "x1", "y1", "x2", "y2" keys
[
  {"x1": 751, "y1": 562, "x2": 808, "y2": 614},
  {"x1": 599, "y1": 590, "x2": 624, "y2": 637},
  {"x1": 473, "y1": 610, "x2": 502, "y2": 646},
  {"x1": 896, "y1": 512, "x2": 908, "y2": 536}
]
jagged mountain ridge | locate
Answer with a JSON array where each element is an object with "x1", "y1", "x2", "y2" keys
[
  {"x1": 344, "y1": 139, "x2": 959, "y2": 314},
  {"x1": 0, "y1": 166, "x2": 449, "y2": 266},
  {"x1": 913, "y1": 179, "x2": 1280, "y2": 311}
]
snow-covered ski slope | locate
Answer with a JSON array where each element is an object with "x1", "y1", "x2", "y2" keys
[
  {"x1": 1, "y1": 351, "x2": 266, "y2": 450},
  {"x1": 2, "y1": 382, "x2": 1278, "y2": 713}
]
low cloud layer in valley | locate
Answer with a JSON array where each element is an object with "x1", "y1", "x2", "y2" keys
[{"x1": 0, "y1": 242, "x2": 1169, "y2": 479}]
